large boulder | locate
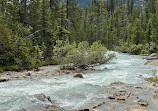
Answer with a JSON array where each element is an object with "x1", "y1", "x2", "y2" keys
[
  {"x1": 34, "y1": 93, "x2": 52, "y2": 103},
  {"x1": 144, "y1": 53, "x2": 158, "y2": 60},
  {"x1": 73, "y1": 73, "x2": 84, "y2": 78},
  {"x1": 149, "y1": 53, "x2": 158, "y2": 57}
]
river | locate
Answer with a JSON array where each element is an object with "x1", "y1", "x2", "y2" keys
[{"x1": 0, "y1": 52, "x2": 157, "y2": 111}]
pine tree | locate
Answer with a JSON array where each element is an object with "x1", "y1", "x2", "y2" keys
[
  {"x1": 58, "y1": 0, "x2": 69, "y2": 40},
  {"x1": 131, "y1": 0, "x2": 134, "y2": 15},
  {"x1": 145, "y1": 18, "x2": 153, "y2": 43},
  {"x1": 131, "y1": 18, "x2": 143, "y2": 45},
  {"x1": 28, "y1": 0, "x2": 41, "y2": 32},
  {"x1": 98, "y1": 0, "x2": 108, "y2": 44}
]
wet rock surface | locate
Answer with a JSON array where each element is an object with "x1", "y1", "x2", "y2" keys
[
  {"x1": 144, "y1": 53, "x2": 158, "y2": 60},
  {"x1": 73, "y1": 73, "x2": 84, "y2": 78},
  {"x1": 78, "y1": 82, "x2": 158, "y2": 111},
  {"x1": 33, "y1": 93, "x2": 64, "y2": 111},
  {"x1": 144, "y1": 53, "x2": 158, "y2": 66},
  {"x1": 126, "y1": 105, "x2": 149, "y2": 111},
  {"x1": 145, "y1": 59, "x2": 158, "y2": 66},
  {"x1": 0, "y1": 78, "x2": 9, "y2": 82}
]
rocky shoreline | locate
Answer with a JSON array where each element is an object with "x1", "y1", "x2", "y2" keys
[
  {"x1": 78, "y1": 82, "x2": 158, "y2": 111},
  {"x1": 142, "y1": 53, "x2": 158, "y2": 66}
]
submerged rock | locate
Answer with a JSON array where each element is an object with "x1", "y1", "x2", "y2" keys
[
  {"x1": 33, "y1": 93, "x2": 64, "y2": 111},
  {"x1": 73, "y1": 73, "x2": 84, "y2": 78},
  {"x1": 34, "y1": 93, "x2": 53, "y2": 103}
]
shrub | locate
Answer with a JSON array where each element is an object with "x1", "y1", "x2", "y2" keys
[
  {"x1": 128, "y1": 44, "x2": 144, "y2": 55},
  {"x1": 114, "y1": 42, "x2": 130, "y2": 53},
  {"x1": 142, "y1": 42, "x2": 158, "y2": 54},
  {"x1": 0, "y1": 68, "x2": 4, "y2": 73},
  {"x1": 88, "y1": 42, "x2": 107, "y2": 64},
  {"x1": 53, "y1": 40, "x2": 110, "y2": 69},
  {"x1": 114, "y1": 41, "x2": 158, "y2": 55},
  {"x1": 2, "y1": 65, "x2": 19, "y2": 71}
]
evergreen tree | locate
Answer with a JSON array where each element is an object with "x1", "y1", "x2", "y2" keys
[{"x1": 131, "y1": 18, "x2": 143, "y2": 45}]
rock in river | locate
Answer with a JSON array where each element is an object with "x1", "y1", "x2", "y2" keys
[
  {"x1": 126, "y1": 105, "x2": 149, "y2": 111},
  {"x1": 144, "y1": 53, "x2": 158, "y2": 60},
  {"x1": 137, "y1": 99, "x2": 148, "y2": 106},
  {"x1": 34, "y1": 93, "x2": 52, "y2": 103},
  {"x1": 0, "y1": 79, "x2": 9, "y2": 82},
  {"x1": 73, "y1": 73, "x2": 84, "y2": 78}
]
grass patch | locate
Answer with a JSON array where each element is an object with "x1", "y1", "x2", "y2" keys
[{"x1": 146, "y1": 77, "x2": 158, "y2": 86}]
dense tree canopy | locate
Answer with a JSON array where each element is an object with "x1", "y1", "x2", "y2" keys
[{"x1": 0, "y1": 0, "x2": 158, "y2": 71}]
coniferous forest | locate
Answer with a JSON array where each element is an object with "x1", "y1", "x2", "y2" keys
[{"x1": 0, "y1": 0, "x2": 158, "y2": 72}]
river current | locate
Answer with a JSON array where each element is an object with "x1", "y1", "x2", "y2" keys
[{"x1": 0, "y1": 52, "x2": 157, "y2": 111}]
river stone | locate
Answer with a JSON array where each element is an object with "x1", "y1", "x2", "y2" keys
[
  {"x1": 78, "y1": 109, "x2": 90, "y2": 111},
  {"x1": 140, "y1": 54, "x2": 149, "y2": 56},
  {"x1": 137, "y1": 99, "x2": 148, "y2": 106},
  {"x1": 119, "y1": 89, "x2": 126, "y2": 92},
  {"x1": 0, "y1": 79, "x2": 9, "y2": 82},
  {"x1": 108, "y1": 92, "x2": 131, "y2": 101},
  {"x1": 25, "y1": 72, "x2": 31, "y2": 76},
  {"x1": 110, "y1": 81, "x2": 125, "y2": 85},
  {"x1": 153, "y1": 91, "x2": 158, "y2": 100},
  {"x1": 145, "y1": 60, "x2": 158, "y2": 66},
  {"x1": 48, "y1": 106, "x2": 64, "y2": 111},
  {"x1": 78, "y1": 109, "x2": 101, "y2": 111},
  {"x1": 34, "y1": 93, "x2": 53, "y2": 103},
  {"x1": 126, "y1": 105, "x2": 149, "y2": 111},
  {"x1": 73, "y1": 73, "x2": 84, "y2": 78},
  {"x1": 149, "y1": 53, "x2": 158, "y2": 57},
  {"x1": 144, "y1": 53, "x2": 158, "y2": 60},
  {"x1": 91, "y1": 102, "x2": 105, "y2": 108}
]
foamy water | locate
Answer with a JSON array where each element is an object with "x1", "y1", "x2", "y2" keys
[{"x1": 0, "y1": 52, "x2": 157, "y2": 111}]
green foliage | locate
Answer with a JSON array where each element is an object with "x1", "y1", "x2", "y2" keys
[
  {"x1": 0, "y1": 68, "x2": 4, "y2": 73},
  {"x1": 0, "y1": 0, "x2": 158, "y2": 71},
  {"x1": 128, "y1": 44, "x2": 144, "y2": 55},
  {"x1": 88, "y1": 42, "x2": 107, "y2": 64},
  {"x1": 1, "y1": 65, "x2": 19, "y2": 71},
  {"x1": 142, "y1": 42, "x2": 158, "y2": 54},
  {"x1": 53, "y1": 40, "x2": 109, "y2": 69}
]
